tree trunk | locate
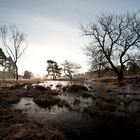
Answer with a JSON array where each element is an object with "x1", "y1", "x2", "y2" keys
[
  {"x1": 108, "y1": 64, "x2": 124, "y2": 81},
  {"x1": 106, "y1": 57, "x2": 124, "y2": 81},
  {"x1": 64, "y1": 70, "x2": 72, "y2": 80},
  {"x1": 15, "y1": 64, "x2": 18, "y2": 80},
  {"x1": 117, "y1": 72, "x2": 124, "y2": 81},
  {"x1": 97, "y1": 70, "x2": 101, "y2": 78},
  {"x1": 67, "y1": 73, "x2": 72, "y2": 80}
]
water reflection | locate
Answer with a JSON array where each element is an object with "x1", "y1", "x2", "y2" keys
[
  {"x1": 35, "y1": 80, "x2": 93, "y2": 90},
  {"x1": 13, "y1": 97, "x2": 139, "y2": 140},
  {"x1": 57, "y1": 93, "x2": 93, "y2": 112},
  {"x1": 37, "y1": 81, "x2": 72, "y2": 89},
  {"x1": 13, "y1": 97, "x2": 99, "y2": 139}
]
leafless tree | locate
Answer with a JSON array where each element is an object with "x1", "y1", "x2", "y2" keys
[
  {"x1": 85, "y1": 43, "x2": 109, "y2": 77},
  {"x1": 61, "y1": 60, "x2": 81, "y2": 80},
  {"x1": 81, "y1": 11, "x2": 140, "y2": 80},
  {"x1": 0, "y1": 25, "x2": 27, "y2": 80}
]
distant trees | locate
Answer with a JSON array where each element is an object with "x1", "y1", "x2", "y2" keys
[
  {"x1": 23, "y1": 70, "x2": 34, "y2": 79},
  {"x1": 127, "y1": 60, "x2": 140, "y2": 75},
  {"x1": 0, "y1": 24, "x2": 27, "y2": 80},
  {"x1": 81, "y1": 11, "x2": 140, "y2": 80},
  {"x1": 46, "y1": 60, "x2": 81, "y2": 80},
  {"x1": 61, "y1": 60, "x2": 81, "y2": 80},
  {"x1": 46, "y1": 60, "x2": 62, "y2": 79}
]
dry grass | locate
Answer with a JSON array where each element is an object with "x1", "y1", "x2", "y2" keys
[
  {"x1": 0, "y1": 108, "x2": 65, "y2": 140},
  {"x1": 0, "y1": 84, "x2": 66, "y2": 140}
]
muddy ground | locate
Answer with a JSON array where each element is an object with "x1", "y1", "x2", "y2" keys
[
  {"x1": 0, "y1": 78, "x2": 140, "y2": 140},
  {"x1": 0, "y1": 82, "x2": 66, "y2": 140}
]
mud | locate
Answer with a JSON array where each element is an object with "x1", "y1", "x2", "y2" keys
[
  {"x1": 0, "y1": 79, "x2": 140, "y2": 140},
  {"x1": 0, "y1": 82, "x2": 65, "y2": 140}
]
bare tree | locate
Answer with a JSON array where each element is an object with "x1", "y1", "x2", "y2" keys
[
  {"x1": 81, "y1": 11, "x2": 140, "y2": 80},
  {"x1": 0, "y1": 25, "x2": 27, "y2": 80},
  {"x1": 85, "y1": 43, "x2": 109, "y2": 77},
  {"x1": 61, "y1": 60, "x2": 81, "y2": 80}
]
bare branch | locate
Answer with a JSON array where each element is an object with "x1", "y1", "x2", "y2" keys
[
  {"x1": 81, "y1": 11, "x2": 140, "y2": 80},
  {"x1": 0, "y1": 24, "x2": 27, "y2": 80}
]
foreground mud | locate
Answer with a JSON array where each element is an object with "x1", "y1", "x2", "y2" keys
[
  {"x1": 0, "y1": 79, "x2": 140, "y2": 140},
  {"x1": 0, "y1": 108, "x2": 65, "y2": 140},
  {"x1": 0, "y1": 84, "x2": 65, "y2": 140}
]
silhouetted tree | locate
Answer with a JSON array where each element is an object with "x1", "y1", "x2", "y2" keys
[
  {"x1": 0, "y1": 24, "x2": 27, "y2": 80},
  {"x1": 46, "y1": 60, "x2": 62, "y2": 79},
  {"x1": 61, "y1": 60, "x2": 81, "y2": 80},
  {"x1": 81, "y1": 11, "x2": 140, "y2": 80},
  {"x1": 85, "y1": 43, "x2": 109, "y2": 77}
]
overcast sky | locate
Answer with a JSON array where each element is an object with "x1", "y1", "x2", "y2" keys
[{"x1": 0, "y1": 0, "x2": 139, "y2": 77}]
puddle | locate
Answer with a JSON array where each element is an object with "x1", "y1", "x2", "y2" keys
[
  {"x1": 57, "y1": 93, "x2": 93, "y2": 112},
  {"x1": 34, "y1": 80, "x2": 95, "y2": 91},
  {"x1": 12, "y1": 97, "x2": 139, "y2": 139},
  {"x1": 13, "y1": 97, "x2": 98, "y2": 139}
]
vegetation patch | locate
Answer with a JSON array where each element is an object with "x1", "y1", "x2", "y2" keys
[
  {"x1": 34, "y1": 95, "x2": 69, "y2": 108},
  {"x1": 67, "y1": 84, "x2": 88, "y2": 92},
  {"x1": 80, "y1": 92, "x2": 92, "y2": 98}
]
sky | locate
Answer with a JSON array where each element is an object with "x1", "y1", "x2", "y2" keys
[{"x1": 0, "y1": 0, "x2": 140, "y2": 77}]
